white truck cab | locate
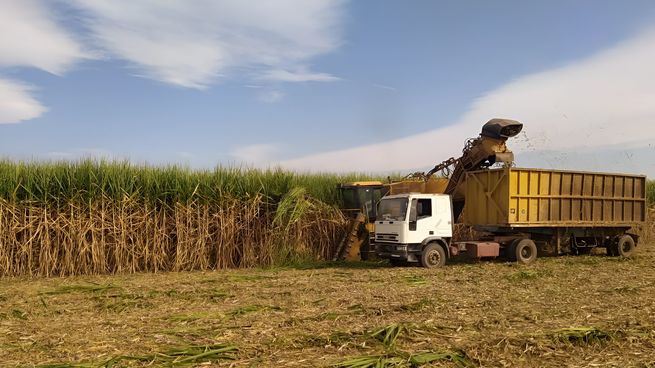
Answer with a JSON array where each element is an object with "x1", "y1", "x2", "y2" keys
[{"x1": 375, "y1": 193, "x2": 454, "y2": 267}]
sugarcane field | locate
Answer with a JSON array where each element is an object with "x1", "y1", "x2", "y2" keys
[{"x1": 3, "y1": 1, "x2": 655, "y2": 367}]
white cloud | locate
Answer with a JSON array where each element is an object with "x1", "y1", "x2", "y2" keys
[
  {"x1": 176, "y1": 151, "x2": 195, "y2": 160},
  {"x1": 370, "y1": 83, "x2": 397, "y2": 91},
  {"x1": 69, "y1": 0, "x2": 346, "y2": 88},
  {"x1": 257, "y1": 90, "x2": 286, "y2": 103},
  {"x1": 45, "y1": 148, "x2": 114, "y2": 160},
  {"x1": 0, "y1": 0, "x2": 346, "y2": 124},
  {"x1": 0, "y1": 79, "x2": 47, "y2": 124},
  {"x1": 261, "y1": 68, "x2": 340, "y2": 82},
  {"x1": 280, "y1": 28, "x2": 655, "y2": 176},
  {"x1": 0, "y1": 0, "x2": 88, "y2": 124},
  {"x1": 45, "y1": 151, "x2": 75, "y2": 159},
  {"x1": 230, "y1": 144, "x2": 279, "y2": 165},
  {"x1": 0, "y1": 0, "x2": 89, "y2": 74}
]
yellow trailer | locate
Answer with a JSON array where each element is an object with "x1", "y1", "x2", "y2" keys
[{"x1": 463, "y1": 167, "x2": 646, "y2": 257}]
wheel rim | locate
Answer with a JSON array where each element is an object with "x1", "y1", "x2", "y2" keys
[
  {"x1": 427, "y1": 250, "x2": 441, "y2": 265},
  {"x1": 621, "y1": 241, "x2": 633, "y2": 254},
  {"x1": 520, "y1": 246, "x2": 532, "y2": 259}
]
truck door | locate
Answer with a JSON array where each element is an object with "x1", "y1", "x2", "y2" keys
[{"x1": 408, "y1": 198, "x2": 435, "y2": 236}]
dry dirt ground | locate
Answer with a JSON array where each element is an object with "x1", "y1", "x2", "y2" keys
[{"x1": 1, "y1": 246, "x2": 655, "y2": 368}]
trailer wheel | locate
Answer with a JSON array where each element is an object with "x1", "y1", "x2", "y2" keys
[
  {"x1": 616, "y1": 235, "x2": 636, "y2": 258},
  {"x1": 514, "y1": 239, "x2": 537, "y2": 264},
  {"x1": 421, "y1": 243, "x2": 446, "y2": 268}
]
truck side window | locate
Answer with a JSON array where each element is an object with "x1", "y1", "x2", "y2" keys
[{"x1": 417, "y1": 199, "x2": 432, "y2": 219}]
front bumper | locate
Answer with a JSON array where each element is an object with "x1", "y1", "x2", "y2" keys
[{"x1": 375, "y1": 242, "x2": 422, "y2": 263}]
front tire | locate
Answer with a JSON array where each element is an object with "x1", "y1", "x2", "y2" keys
[{"x1": 420, "y1": 243, "x2": 446, "y2": 268}]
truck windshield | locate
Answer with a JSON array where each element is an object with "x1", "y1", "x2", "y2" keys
[{"x1": 378, "y1": 198, "x2": 408, "y2": 221}]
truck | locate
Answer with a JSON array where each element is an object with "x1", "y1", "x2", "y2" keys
[
  {"x1": 338, "y1": 118, "x2": 647, "y2": 267},
  {"x1": 372, "y1": 118, "x2": 648, "y2": 267},
  {"x1": 333, "y1": 177, "x2": 450, "y2": 261},
  {"x1": 375, "y1": 166, "x2": 647, "y2": 267}
]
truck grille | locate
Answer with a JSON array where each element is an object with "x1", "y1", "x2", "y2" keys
[{"x1": 376, "y1": 233, "x2": 399, "y2": 243}]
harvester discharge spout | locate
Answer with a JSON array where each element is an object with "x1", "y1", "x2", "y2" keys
[
  {"x1": 423, "y1": 118, "x2": 523, "y2": 220},
  {"x1": 480, "y1": 118, "x2": 523, "y2": 140}
]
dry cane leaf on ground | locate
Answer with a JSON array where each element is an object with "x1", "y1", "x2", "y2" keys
[{"x1": 1, "y1": 245, "x2": 654, "y2": 367}]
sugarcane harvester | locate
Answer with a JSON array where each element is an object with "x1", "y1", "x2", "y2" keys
[
  {"x1": 333, "y1": 181, "x2": 387, "y2": 261},
  {"x1": 410, "y1": 118, "x2": 524, "y2": 220}
]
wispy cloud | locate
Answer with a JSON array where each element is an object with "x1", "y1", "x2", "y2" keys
[
  {"x1": 257, "y1": 90, "x2": 286, "y2": 103},
  {"x1": 45, "y1": 151, "x2": 75, "y2": 159},
  {"x1": 230, "y1": 144, "x2": 279, "y2": 165},
  {"x1": 0, "y1": 0, "x2": 89, "y2": 74},
  {"x1": 0, "y1": 79, "x2": 47, "y2": 124},
  {"x1": 260, "y1": 68, "x2": 340, "y2": 83},
  {"x1": 69, "y1": 0, "x2": 346, "y2": 89},
  {"x1": 279, "y1": 28, "x2": 655, "y2": 176},
  {"x1": 370, "y1": 83, "x2": 397, "y2": 91},
  {"x1": 45, "y1": 148, "x2": 114, "y2": 160},
  {"x1": 176, "y1": 151, "x2": 195, "y2": 160},
  {"x1": 0, "y1": 0, "x2": 88, "y2": 124},
  {"x1": 0, "y1": 0, "x2": 347, "y2": 124}
]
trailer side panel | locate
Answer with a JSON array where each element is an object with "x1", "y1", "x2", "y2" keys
[{"x1": 464, "y1": 168, "x2": 646, "y2": 227}]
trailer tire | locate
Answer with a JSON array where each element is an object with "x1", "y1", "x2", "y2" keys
[
  {"x1": 616, "y1": 235, "x2": 636, "y2": 258},
  {"x1": 506, "y1": 239, "x2": 520, "y2": 261},
  {"x1": 420, "y1": 243, "x2": 446, "y2": 268},
  {"x1": 514, "y1": 239, "x2": 537, "y2": 264}
]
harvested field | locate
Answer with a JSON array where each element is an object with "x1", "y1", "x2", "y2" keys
[{"x1": 2, "y1": 246, "x2": 654, "y2": 367}]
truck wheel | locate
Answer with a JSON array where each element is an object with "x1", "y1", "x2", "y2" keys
[
  {"x1": 616, "y1": 235, "x2": 636, "y2": 258},
  {"x1": 514, "y1": 239, "x2": 537, "y2": 264},
  {"x1": 420, "y1": 243, "x2": 446, "y2": 268}
]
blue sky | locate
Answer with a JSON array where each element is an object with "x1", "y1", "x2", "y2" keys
[{"x1": 2, "y1": 0, "x2": 655, "y2": 176}]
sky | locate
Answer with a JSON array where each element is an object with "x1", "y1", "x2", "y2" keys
[{"x1": 1, "y1": 0, "x2": 655, "y2": 176}]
